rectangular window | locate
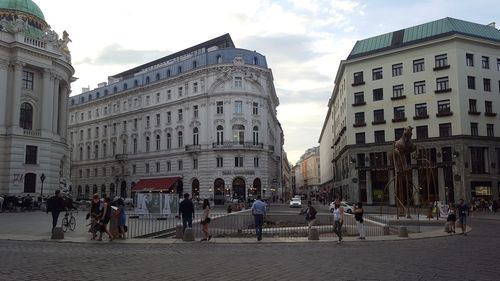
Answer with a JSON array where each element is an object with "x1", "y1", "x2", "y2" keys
[
  {"x1": 87, "y1": 111, "x2": 91, "y2": 119},
  {"x1": 484, "y1": 78, "x2": 491, "y2": 92},
  {"x1": 80, "y1": 130, "x2": 83, "y2": 140},
  {"x1": 167, "y1": 90, "x2": 171, "y2": 100},
  {"x1": 482, "y1": 56, "x2": 490, "y2": 69},
  {"x1": 435, "y1": 54, "x2": 448, "y2": 68},
  {"x1": 439, "y1": 123, "x2": 452, "y2": 137},
  {"x1": 437, "y1": 99, "x2": 451, "y2": 114},
  {"x1": 353, "y1": 71, "x2": 364, "y2": 84},
  {"x1": 415, "y1": 103, "x2": 427, "y2": 117},
  {"x1": 355, "y1": 132, "x2": 365, "y2": 144},
  {"x1": 373, "y1": 109, "x2": 384, "y2": 122},
  {"x1": 178, "y1": 109, "x2": 183, "y2": 121},
  {"x1": 132, "y1": 165, "x2": 136, "y2": 175},
  {"x1": 354, "y1": 92, "x2": 364, "y2": 104},
  {"x1": 193, "y1": 82, "x2": 198, "y2": 93},
  {"x1": 87, "y1": 128, "x2": 91, "y2": 139},
  {"x1": 167, "y1": 161, "x2": 171, "y2": 172},
  {"x1": 167, "y1": 112, "x2": 171, "y2": 123},
  {"x1": 393, "y1": 106, "x2": 405, "y2": 120},
  {"x1": 178, "y1": 160, "x2": 183, "y2": 170},
  {"x1": 469, "y1": 99, "x2": 477, "y2": 112},
  {"x1": 497, "y1": 58, "x2": 500, "y2": 71},
  {"x1": 156, "y1": 92, "x2": 160, "y2": 103},
  {"x1": 392, "y1": 84, "x2": 404, "y2": 97},
  {"x1": 103, "y1": 125, "x2": 107, "y2": 136},
  {"x1": 374, "y1": 130, "x2": 385, "y2": 143},
  {"x1": 485, "y1": 101, "x2": 493, "y2": 114},
  {"x1": 254, "y1": 157, "x2": 259, "y2": 168},
  {"x1": 373, "y1": 88, "x2": 383, "y2": 101},
  {"x1": 354, "y1": 112, "x2": 365, "y2": 125},
  {"x1": 234, "y1": 77, "x2": 243, "y2": 88},
  {"x1": 178, "y1": 87, "x2": 183, "y2": 97},
  {"x1": 156, "y1": 114, "x2": 161, "y2": 126},
  {"x1": 193, "y1": 105, "x2": 199, "y2": 118},
  {"x1": 25, "y1": 145, "x2": 37, "y2": 164},
  {"x1": 487, "y1": 124, "x2": 494, "y2": 137},
  {"x1": 414, "y1": 81, "x2": 426, "y2": 95},
  {"x1": 413, "y1": 59, "x2": 424, "y2": 72},
  {"x1": 94, "y1": 168, "x2": 98, "y2": 177},
  {"x1": 193, "y1": 159, "x2": 198, "y2": 170},
  {"x1": 95, "y1": 127, "x2": 99, "y2": 137},
  {"x1": 471, "y1": 122, "x2": 479, "y2": 136},
  {"x1": 80, "y1": 113, "x2": 84, "y2": 121},
  {"x1": 216, "y1": 157, "x2": 223, "y2": 168},
  {"x1": 95, "y1": 108, "x2": 99, "y2": 117},
  {"x1": 102, "y1": 167, "x2": 106, "y2": 177},
  {"x1": 466, "y1": 53, "x2": 474, "y2": 66},
  {"x1": 156, "y1": 162, "x2": 160, "y2": 173},
  {"x1": 394, "y1": 128, "x2": 405, "y2": 141},
  {"x1": 253, "y1": 102, "x2": 258, "y2": 115},
  {"x1": 22, "y1": 71, "x2": 34, "y2": 90},
  {"x1": 416, "y1": 126, "x2": 428, "y2": 139},
  {"x1": 436, "y1": 77, "x2": 450, "y2": 91},
  {"x1": 134, "y1": 118, "x2": 138, "y2": 130},
  {"x1": 145, "y1": 163, "x2": 150, "y2": 174},
  {"x1": 234, "y1": 156, "x2": 243, "y2": 167},
  {"x1": 234, "y1": 101, "x2": 243, "y2": 114},
  {"x1": 372, "y1": 67, "x2": 383, "y2": 80},
  {"x1": 216, "y1": 101, "x2": 223, "y2": 114},
  {"x1": 146, "y1": 116, "x2": 150, "y2": 128},
  {"x1": 392, "y1": 63, "x2": 402, "y2": 76},
  {"x1": 470, "y1": 147, "x2": 487, "y2": 174},
  {"x1": 468, "y1": 76, "x2": 476, "y2": 89},
  {"x1": 146, "y1": 96, "x2": 150, "y2": 105},
  {"x1": 123, "y1": 121, "x2": 127, "y2": 131}
]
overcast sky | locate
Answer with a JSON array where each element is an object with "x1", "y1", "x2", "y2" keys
[{"x1": 35, "y1": 0, "x2": 498, "y2": 164}]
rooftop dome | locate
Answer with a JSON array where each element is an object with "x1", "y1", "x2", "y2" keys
[{"x1": 0, "y1": 0, "x2": 45, "y2": 21}]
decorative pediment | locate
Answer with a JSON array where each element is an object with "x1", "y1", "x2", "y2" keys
[
  {"x1": 143, "y1": 131, "x2": 151, "y2": 137},
  {"x1": 164, "y1": 127, "x2": 173, "y2": 133},
  {"x1": 252, "y1": 119, "x2": 262, "y2": 126},
  {"x1": 213, "y1": 119, "x2": 225, "y2": 125},
  {"x1": 233, "y1": 55, "x2": 245, "y2": 66},
  {"x1": 153, "y1": 129, "x2": 162, "y2": 135},
  {"x1": 230, "y1": 117, "x2": 247, "y2": 125},
  {"x1": 175, "y1": 125, "x2": 184, "y2": 131},
  {"x1": 130, "y1": 133, "x2": 138, "y2": 139},
  {"x1": 189, "y1": 121, "x2": 201, "y2": 128},
  {"x1": 93, "y1": 140, "x2": 100, "y2": 145},
  {"x1": 120, "y1": 133, "x2": 128, "y2": 140}
]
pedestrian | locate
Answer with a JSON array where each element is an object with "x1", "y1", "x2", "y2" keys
[
  {"x1": 88, "y1": 194, "x2": 101, "y2": 240},
  {"x1": 300, "y1": 201, "x2": 317, "y2": 229},
  {"x1": 354, "y1": 202, "x2": 365, "y2": 240},
  {"x1": 97, "y1": 197, "x2": 114, "y2": 241},
  {"x1": 46, "y1": 190, "x2": 65, "y2": 231},
  {"x1": 332, "y1": 199, "x2": 344, "y2": 244},
  {"x1": 251, "y1": 195, "x2": 267, "y2": 241},
  {"x1": 493, "y1": 200, "x2": 498, "y2": 213},
  {"x1": 446, "y1": 204, "x2": 456, "y2": 233},
  {"x1": 457, "y1": 199, "x2": 468, "y2": 235},
  {"x1": 178, "y1": 193, "x2": 195, "y2": 232},
  {"x1": 116, "y1": 198, "x2": 127, "y2": 239},
  {"x1": 200, "y1": 199, "x2": 212, "y2": 241}
]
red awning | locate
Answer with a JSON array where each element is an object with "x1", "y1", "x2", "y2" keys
[{"x1": 131, "y1": 177, "x2": 180, "y2": 192}]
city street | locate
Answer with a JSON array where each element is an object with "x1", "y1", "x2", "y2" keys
[{"x1": 0, "y1": 215, "x2": 498, "y2": 280}]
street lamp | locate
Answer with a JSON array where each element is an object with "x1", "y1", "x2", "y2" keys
[{"x1": 40, "y1": 173, "x2": 46, "y2": 201}]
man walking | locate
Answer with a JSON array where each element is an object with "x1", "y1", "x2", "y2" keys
[
  {"x1": 47, "y1": 190, "x2": 65, "y2": 230},
  {"x1": 251, "y1": 195, "x2": 267, "y2": 241},
  {"x1": 457, "y1": 199, "x2": 468, "y2": 235},
  {"x1": 178, "y1": 193, "x2": 195, "y2": 232},
  {"x1": 301, "y1": 201, "x2": 317, "y2": 229}
]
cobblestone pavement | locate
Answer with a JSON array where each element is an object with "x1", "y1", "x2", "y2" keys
[{"x1": 0, "y1": 216, "x2": 498, "y2": 281}]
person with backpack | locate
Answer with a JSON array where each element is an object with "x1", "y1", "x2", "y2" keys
[
  {"x1": 354, "y1": 202, "x2": 365, "y2": 240},
  {"x1": 301, "y1": 201, "x2": 317, "y2": 228}
]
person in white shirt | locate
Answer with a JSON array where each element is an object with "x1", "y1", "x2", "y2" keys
[{"x1": 332, "y1": 199, "x2": 344, "y2": 244}]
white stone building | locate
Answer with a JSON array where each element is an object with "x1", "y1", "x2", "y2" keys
[
  {"x1": 68, "y1": 34, "x2": 283, "y2": 204},
  {"x1": 318, "y1": 102, "x2": 334, "y2": 198},
  {"x1": 325, "y1": 17, "x2": 500, "y2": 205},
  {"x1": 0, "y1": 0, "x2": 74, "y2": 197}
]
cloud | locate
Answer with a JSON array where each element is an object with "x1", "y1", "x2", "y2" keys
[
  {"x1": 92, "y1": 44, "x2": 170, "y2": 65},
  {"x1": 277, "y1": 87, "x2": 331, "y2": 105}
]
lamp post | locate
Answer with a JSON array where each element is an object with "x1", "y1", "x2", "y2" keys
[{"x1": 40, "y1": 173, "x2": 46, "y2": 201}]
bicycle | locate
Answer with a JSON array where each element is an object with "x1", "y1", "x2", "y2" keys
[{"x1": 61, "y1": 209, "x2": 76, "y2": 232}]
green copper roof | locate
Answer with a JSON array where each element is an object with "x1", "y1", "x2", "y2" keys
[
  {"x1": 0, "y1": 0, "x2": 45, "y2": 21},
  {"x1": 349, "y1": 17, "x2": 500, "y2": 59}
]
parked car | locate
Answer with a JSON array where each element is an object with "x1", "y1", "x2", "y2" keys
[
  {"x1": 289, "y1": 198, "x2": 302, "y2": 208},
  {"x1": 329, "y1": 201, "x2": 354, "y2": 213}
]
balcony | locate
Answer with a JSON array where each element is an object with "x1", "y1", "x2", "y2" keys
[
  {"x1": 436, "y1": 111, "x2": 453, "y2": 117},
  {"x1": 485, "y1": 112, "x2": 497, "y2": 117},
  {"x1": 185, "y1": 144, "x2": 201, "y2": 151},
  {"x1": 434, "y1": 88, "x2": 452, "y2": 94},
  {"x1": 212, "y1": 142, "x2": 265, "y2": 150},
  {"x1": 468, "y1": 111, "x2": 481, "y2": 116},
  {"x1": 23, "y1": 129, "x2": 41, "y2": 137},
  {"x1": 433, "y1": 65, "x2": 450, "y2": 71},
  {"x1": 372, "y1": 120, "x2": 386, "y2": 125},
  {"x1": 413, "y1": 114, "x2": 429, "y2": 120},
  {"x1": 351, "y1": 81, "x2": 365, "y2": 87},
  {"x1": 391, "y1": 95, "x2": 406, "y2": 101},
  {"x1": 115, "y1": 154, "x2": 128, "y2": 161},
  {"x1": 353, "y1": 122, "x2": 366, "y2": 128},
  {"x1": 352, "y1": 101, "x2": 366, "y2": 107},
  {"x1": 392, "y1": 117, "x2": 407, "y2": 123}
]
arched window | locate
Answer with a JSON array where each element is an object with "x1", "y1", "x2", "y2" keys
[
  {"x1": 193, "y1": 127, "x2": 199, "y2": 145},
  {"x1": 156, "y1": 73, "x2": 161, "y2": 81},
  {"x1": 178, "y1": 66, "x2": 182, "y2": 74},
  {"x1": 253, "y1": 57, "x2": 258, "y2": 65},
  {"x1": 104, "y1": 89, "x2": 108, "y2": 96},
  {"x1": 101, "y1": 184, "x2": 106, "y2": 197},
  {"x1": 133, "y1": 138, "x2": 137, "y2": 154},
  {"x1": 167, "y1": 70, "x2": 171, "y2": 78},
  {"x1": 216, "y1": 125, "x2": 224, "y2": 145},
  {"x1": 79, "y1": 147, "x2": 83, "y2": 160},
  {"x1": 94, "y1": 144, "x2": 99, "y2": 159},
  {"x1": 134, "y1": 80, "x2": 138, "y2": 87},
  {"x1": 232, "y1": 124, "x2": 245, "y2": 144},
  {"x1": 113, "y1": 86, "x2": 118, "y2": 93},
  {"x1": 71, "y1": 99, "x2": 75, "y2": 105},
  {"x1": 217, "y1": 55, "x2": 222, "y2": 64},
  {"x1": 145, "y1": 76, "x2": 150, "y2": 84},
  {"x1": 86, "y1": 146, "x2": 91, "y2": 160},
  {"x1": 145, "y1": 136, "x2": 150, "y2": 152},
  {"x1": 178, "y1": 131, "x2": 183, "y2": 148},
  {"x1": 123, "y1": 83, "x2": 128, "y2": 90},
  {"x1": 20, "y1": 102, "x2": 33, "y2": 130},
  {"x1": 112, "y1": 141, "x2": 116, "y2": 156},
  {"x1": 103, "y1": 143, "x2": 107, "y2": 157},
  {"x1": 96, "y1": 92, "x2": 100, "y2": 98},
  {"x1": 167, "y1": 133, "x2": 172, "y2": 150},
  {"x1": 192, "y1": 61, "x2": 197, "y2": 68},
  {"x1": 156, "y1": 135, "x2": 161, "y2": 151},
  {"x1": 122, "y1": 139, "x2": 127, "y2": 154},
  {"x1": 253, "y1": 126, "x2": 259, "y2": 145},
  {"x1": 88, "y1": 94, "x2": 93, "y2": 100}
]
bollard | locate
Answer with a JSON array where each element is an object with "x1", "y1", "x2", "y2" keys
[
  {"x1": 308, "y1": 228, "x2": 319, "y2": 240},
  {"x1": 398, "y1": 226, "x2": 408, "y2": 238},
  {"x1": 182, "y1": 227, "x2": 195, "y2": 242},
  {"x1": 51, "y1": 227, "x2": 64, "y2": 239},
  {"x1": 175, "y1": 225, "x2": 183, "y2": 239},
  {"x1": 383, "y1": 226, "x2": 390, "y2": 235}
]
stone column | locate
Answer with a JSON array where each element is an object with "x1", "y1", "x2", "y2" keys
[
  {"x1": 438, "y1": 167, "x2": 446, "y2": 203},
  {"x1": 58, "y1": 84, "x2": 69, "y2": 140},
  {"x1": 388, "y1": 170, "x2": 395, "y2": 206},
  {"x1": 412, "y1": 169, "x2": 420, "y2": 206},
  {"x1": 10, "y1": 62, "x2": 25, "y2": 129},
  {"x1": 366, "y1": 170, "x2": 373, "y2": 205},
  {"x1": 41, "y1": 69, "x2": 54, "y2": 133},
  {"x1": 0, "y1": 60, "x2": 8, "y2": 128},
  {"x1": 52, "y1": 76, "x2": 60, "y2": 134}
]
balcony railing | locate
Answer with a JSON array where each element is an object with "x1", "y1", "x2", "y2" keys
[
  {"x1": 115, "y1": 154, "x2": 128, "y2": 161},
  {"x1": 185, "y1": 144, "x2": 202, "y2": 151},
  {"x1": 212, "y1": 142, "x2": 264, "y2": 149},
  {"x1": 23, "y1": 129, "x2": 41, "y2": 137}
]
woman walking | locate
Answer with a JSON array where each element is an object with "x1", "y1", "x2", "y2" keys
[
  {"x1": 98, "y1": 197, "x2": 114, "y2": 241},
  {"x1": 332, "y1": 199, "x2": 344, "y2": 244},
  {"x1": 354, "y1": 202, "x2": 366, "y2": 240},
  {"x1": 116, "y1": 198, "x2": 127, "y2": 239},
  {"x1": 201, "y1": 199, "x2": 212, "y2": 241}
]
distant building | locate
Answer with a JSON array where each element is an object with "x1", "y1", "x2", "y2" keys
[
  {"x1": 318, "y1": 101, "x2": 334, "y2": 200},
  {"x1": 323, "y1": 17, "x2": 500, "y2": 205},
  {"x1": 294, "y1": 146, "x2": 320, "y2": 198},
  {"x1": 68, "y1": 34, "x2": 283, "y2": 204},
  {"x1": 0, "y1": 0, "x2": 75, "y2": 196}
]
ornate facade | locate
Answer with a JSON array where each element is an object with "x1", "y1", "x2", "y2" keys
[
  {"x1": 0, "y1": 0, "x2": 74, "y2": 196},
  {"x1": 68, "y1": 34, "x2": 283, "y2": 204}
]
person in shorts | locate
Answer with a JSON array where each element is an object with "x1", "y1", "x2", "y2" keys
[
  {"x1": 457, "y1": 199, "x2": 468, "y2": 235},
  {"x1": 446, "y1": 204, "x2": 456, "y2": 233}
]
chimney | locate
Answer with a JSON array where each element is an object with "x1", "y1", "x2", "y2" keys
[
  {"x1": 82, "y1": 87, "x2": 90, "y2": 93},
  {"x1": 97, "y1": 82, "x2": 107, "y2": 88},
  {"x1": 487, "y1": 22, "x2": 496, "y2": 28}
]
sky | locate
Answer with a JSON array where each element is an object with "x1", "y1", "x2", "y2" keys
[{"x1": 34, "y1": 0, "x2": 499, "y2": 164}]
